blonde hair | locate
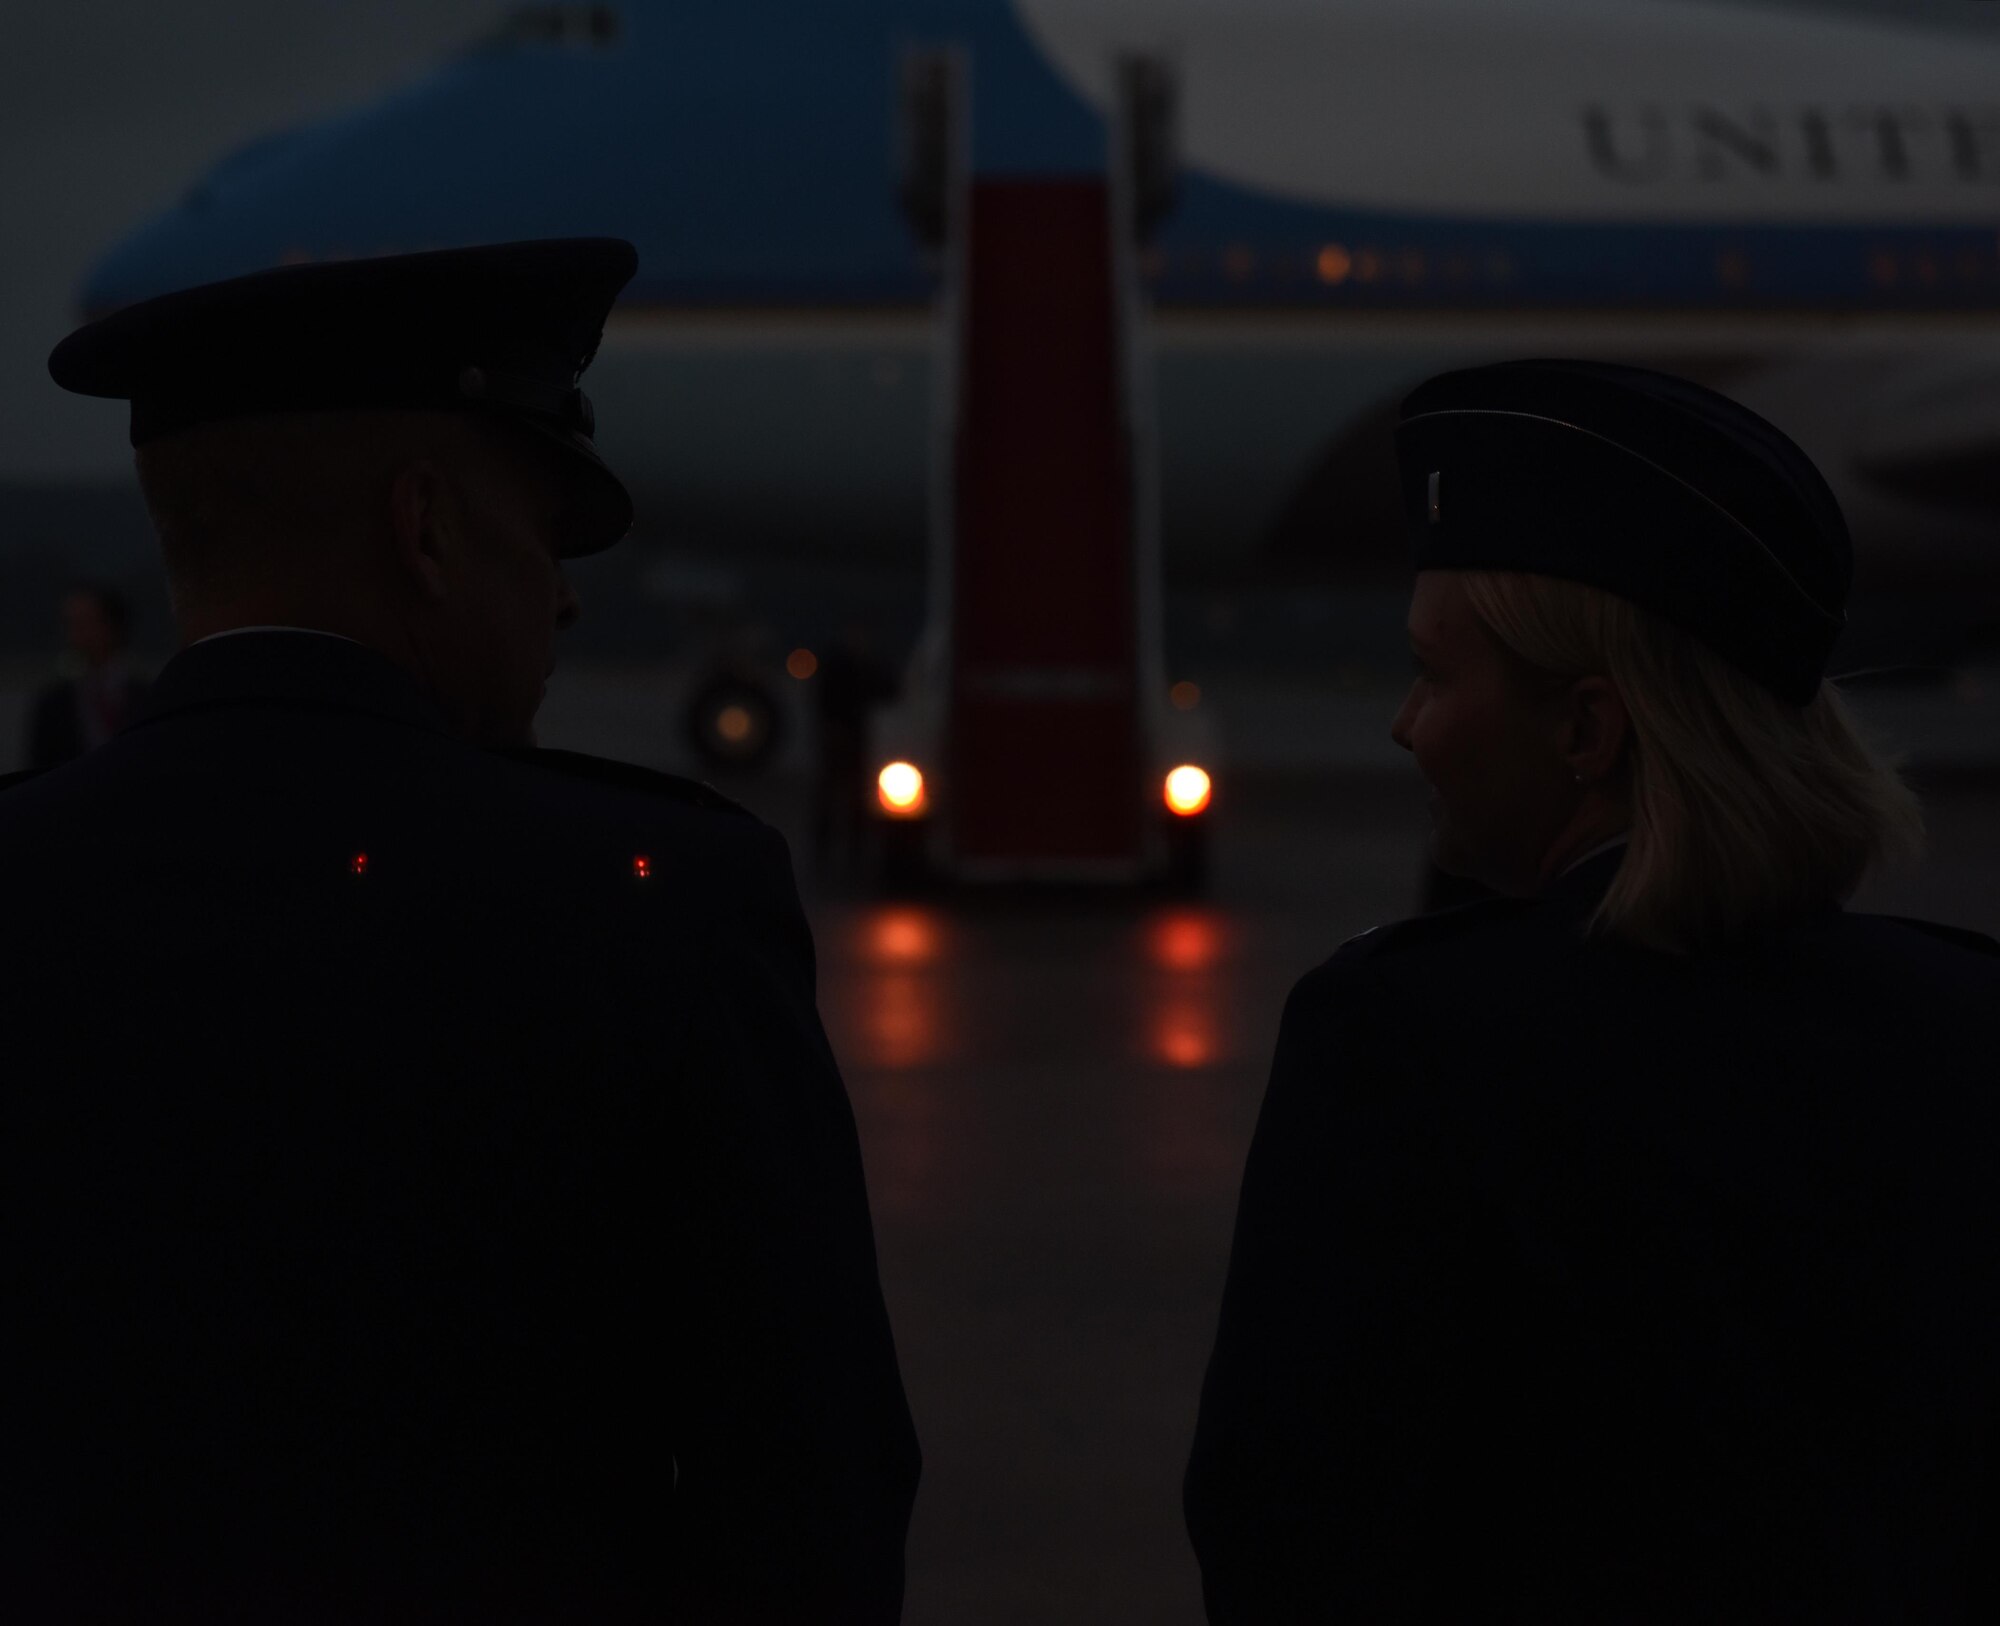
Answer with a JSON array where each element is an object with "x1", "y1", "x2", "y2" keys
[{"x1": 1459, "y1": 569, "x2": 1926, "y2": 955}]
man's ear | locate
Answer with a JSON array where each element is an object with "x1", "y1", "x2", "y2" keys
[
  {"x1": 386, "y1": 460, "x2": 460, "y2": 604},
  {"x1": 1563, "y1": 675, "x2": 1630, "y2": 782}
]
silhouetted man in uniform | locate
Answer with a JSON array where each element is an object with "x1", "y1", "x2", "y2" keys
[
  {"x1": 28, "y1": 582, "x2": 151, "y2": 768},
  {"x1": 0, "y1": 240, "x2": 918, "y2": 1624}
]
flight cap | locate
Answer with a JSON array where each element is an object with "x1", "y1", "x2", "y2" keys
[
  {"x1": 1395, "y1": 359, "x2": 1850, "y2": 704},
  {"x1": 48, "y1": 238, "x2": 639, "y2": 556}
]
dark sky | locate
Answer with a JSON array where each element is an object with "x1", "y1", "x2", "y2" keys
[
  {"x1": 5, "y1": 0, "x2": 1999, "y2": 485},
  {"x1": 1, "y1": 1, "x2": 498, "y2": 482}
]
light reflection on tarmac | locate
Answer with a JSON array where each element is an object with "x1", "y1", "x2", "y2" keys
[
  {"x1": 787, "y1": 771, "x2": 2000, "y2": 1626},
  {"x1": 789, "y1": 774, "x2": 1433, "y2": 1624}
]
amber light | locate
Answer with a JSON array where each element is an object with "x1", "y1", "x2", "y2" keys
[
  {"x1": 877, "y1": 761, "x2": 926, "y2": 815},
  {"x1": 1169, "y1": 680, "x2": 1201, "y2": 711},
  {"x1": 786, "y1": 648, "x2": 819, "y2": 681},
  {"x1": 1316, "y1": 243, "x2": 1353, "y2": 284},
  {"x1": 1164, "y1": 766, "x2": 1212, "y2": 817}
]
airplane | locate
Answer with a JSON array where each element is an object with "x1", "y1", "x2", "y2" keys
[{"x1": 65, "y1": 0, "x2": 2000, "y2": 771}]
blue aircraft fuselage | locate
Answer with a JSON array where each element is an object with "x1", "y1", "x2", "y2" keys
[{"x1": 74, "y1": 0, "x2": 2000, "y2": 588}]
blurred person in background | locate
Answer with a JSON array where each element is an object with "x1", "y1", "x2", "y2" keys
[
  {"x1": 28, "y1": 581, "x2": 150, "y2": 768},
  {"x1": 1187, "y1": 361, "x2": 1998, "y2": 1622},
  {"x1": 0, "y1": 241, "x2": 918, "y2": 1625},
  {"x1": 812, "y1": 619, "x2": 900, "y2": 880}
]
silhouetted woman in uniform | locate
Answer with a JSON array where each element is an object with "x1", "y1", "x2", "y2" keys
[{"x1": 1186, "y1": 361, "x2": 1999, "y2": 1623}]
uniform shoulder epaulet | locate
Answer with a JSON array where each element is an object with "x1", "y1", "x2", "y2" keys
[
  {"x1": 1331, "y1": 894, "x2": 1530, "y2": 964},
  {"x1": 1876, "y1": 915, "x2": 2000, "y2": 958},
  {"x1": 493, "y1": 746, "x2": 755, "y2": 819},
  {"x1": 0, "y1": 767, "x2": 49, "y2": 796}
]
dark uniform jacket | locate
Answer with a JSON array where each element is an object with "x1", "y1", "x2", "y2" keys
[
  {"x1": 0, "y1": 631, "x2": 920, "y2": 1625},
  {"x1": 1187, "y1": 848, "x2": 2000, "y2": 1623}
]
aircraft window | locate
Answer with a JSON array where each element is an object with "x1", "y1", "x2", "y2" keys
[{"x1": 495, "y1": 5, "x2": 621, "y2": 47}]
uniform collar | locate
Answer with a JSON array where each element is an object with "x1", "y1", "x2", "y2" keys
[
  {"x1": 129, "y1": 628, "x2": 452, "y2": 739},
  {"x1": 1559, "y1": 832, "x2": 1632, "y2": 878},
  {"x1": 188, "y1": 624, "x2": 364, "y2": 650},
  {"x1": 1535, "y1": 835, "x2": 1847, "y2": 944},
  {"x1": 1539, "y1": 838, "x2": 1630, "y2": 921}
]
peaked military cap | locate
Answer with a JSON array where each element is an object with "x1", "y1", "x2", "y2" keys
[
  {"x1": 48, "y1": 238, "x2": 638, "y2": 556},
  {"x1": 1395, "y1": 359, "x2": 1850, "y2": 704}
]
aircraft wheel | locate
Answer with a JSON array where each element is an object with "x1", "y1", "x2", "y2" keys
[{"x1": 684, "y1": 673, "x2": 783, "y2": 773}]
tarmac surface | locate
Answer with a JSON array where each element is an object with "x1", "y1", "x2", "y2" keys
[
  {"x1": 804, "y1": 777, "x2": 1427, "y2": 1626},
  {"x1": 761, "y1": 768, "x2": 2000, "y2": 1626}
]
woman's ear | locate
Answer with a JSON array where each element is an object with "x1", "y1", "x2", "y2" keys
[
  {"x1": 1564, "y1": 675, "x2": 1630, "y2": 783},
  {"x1": 386, "y1": 460, "x2": 459, "y2": 605}
]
